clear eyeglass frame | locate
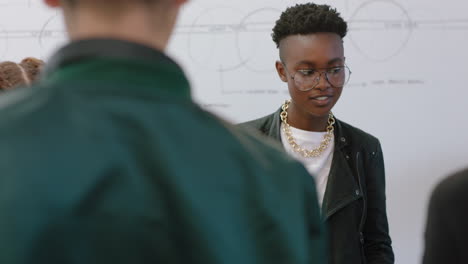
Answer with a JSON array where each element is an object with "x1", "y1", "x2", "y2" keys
[{"x1": 283, "y1": 63, "x2": 352, "y2": 92}]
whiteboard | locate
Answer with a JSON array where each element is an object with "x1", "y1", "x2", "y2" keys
[{"x1": 2, "y1": 1, "x2": 468, "y2": 263}]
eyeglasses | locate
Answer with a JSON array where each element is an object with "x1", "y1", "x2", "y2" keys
[{"x1": 284, "y1": 64, "x2": 352, "y2": 92}]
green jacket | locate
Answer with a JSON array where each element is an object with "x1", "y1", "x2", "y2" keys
[
  {"x1": 0, "y1": 39, "x2": 326, "y2": 264},
  {"x1": 240, "y1": 108, "x2": 394, "y2": 264}
]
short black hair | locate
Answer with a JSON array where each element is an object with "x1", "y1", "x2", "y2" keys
[{"x1": 272, "y1": 3, "x2": 348, "y2": 48}]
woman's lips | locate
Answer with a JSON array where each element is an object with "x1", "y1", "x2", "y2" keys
[{"x1": 310, "y1": 95, "x2": 332, "y2": 106}]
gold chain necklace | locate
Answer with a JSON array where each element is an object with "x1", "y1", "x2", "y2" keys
[{"x1": 280, "y1": 99, "x2": 335, "y2": 158}]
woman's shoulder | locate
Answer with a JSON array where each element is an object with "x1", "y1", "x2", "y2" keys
[
  {"x1": 237, "y1": 110, "x2": 279, "y2": 131},
  {"x1": 336, "y1": 118, "x2": 381, "y2": 149},
  {"x1": 432, "y1": 168, "x2": 468, "y2": 204}
]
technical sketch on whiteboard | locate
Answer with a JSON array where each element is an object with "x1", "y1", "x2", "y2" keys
[
  {"x1": 347, "y1": 0, "x2": 468, "y2": 62},
  {"x1": 1, "y1": 0, "x2": 467, "y2": 63},
  {"x1": 38, "y1": 13, "x2": 67, "y2": 58},
  {"x1": 236, "y1": 8, "x2": 282, "y2": 73},
  {"x1": 182, "y1": 7, "x2": 281, "y2": 74},
  {"x1": 348, "y1": 0, "x2": 413, "y2": 62},
  {"x1": 0, "y1": 0, "x2": 467, "y2": 96}
]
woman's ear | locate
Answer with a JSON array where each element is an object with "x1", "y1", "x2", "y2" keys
[{"x1": 275, "y1": 61, "x2": 288, "y2": 83}]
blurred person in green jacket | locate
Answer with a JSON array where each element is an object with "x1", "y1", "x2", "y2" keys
[{"x1": 0, "y1": 0, "x2": 326, "y2": 263}]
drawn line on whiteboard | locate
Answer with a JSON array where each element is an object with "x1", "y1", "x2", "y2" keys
[
  {"x1": 1, "y1": 2, "x2": 468, "y2": 65},
  {"x1": 186, "y1": 7, "x2": 280, "y2": 73},
  {"x1": 348, "y1": 0, "x2": 413, "y2": 62}
]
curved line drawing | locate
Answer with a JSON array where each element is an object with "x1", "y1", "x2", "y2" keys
[
  {"x1": 186, "y1": 7, "x2": 248, "y2": 73},
  {"x1": 38, "y1": 13, "x2": 66, "y2": 58},
  {"x1": 348, "y1": 0, "x2": 413, "y2": 62},
  {"x1": 235, "y1": 7, "x2": 281, "y2": 73},
  {"x1": 38, "y1": 14, "x2": 57, "y2": 49}
]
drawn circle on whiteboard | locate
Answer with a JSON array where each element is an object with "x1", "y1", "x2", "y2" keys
[
  {"x1": 0, "y1": 25, "x2": 8, "y2": 58},
  {"x1": 348, "y1": 0, "x2": 412, "y2": 62},
  {"x1": 187, "y1": 7, "x2": 247, "y2": 72},
  {"x1": 38, "y1": 13, "x2": 67, "y2": 59},
  {"x1": 235, "y1": 8, "x2": 281, "y2": 73}
]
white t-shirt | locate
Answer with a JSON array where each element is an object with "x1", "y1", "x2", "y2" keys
[{"x1": 280, "y1": 123, "x2": 334, "y2": 207}]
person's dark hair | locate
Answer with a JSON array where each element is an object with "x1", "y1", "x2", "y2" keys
[
  {"x1": 19, "y1": 57, "x2": 44, "y2": 83},
  {"x1": 272, "y1": 3, "x2": 348, "y2": 48},
  {"x1": 0, "y1": 62, "x2": 29, "y2": 91}
]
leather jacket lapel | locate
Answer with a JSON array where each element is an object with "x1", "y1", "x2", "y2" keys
[
  {"x1": 266, "y1": 108, "x2": 282, "y2": 142},
  {"x1": 322, "y1": 131, "x2": 363, "y2": 221},
  {"x1": 269, "y1": 110, "x2": 362, "y2": 221}
]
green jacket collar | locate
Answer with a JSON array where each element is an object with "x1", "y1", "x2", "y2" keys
[{"x1": 43, "y1": 38, "x2": 191, "y2": 99}]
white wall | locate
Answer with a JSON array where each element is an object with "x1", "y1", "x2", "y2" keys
[{"x1": 2, "y1": 1, "x2": 468, "y2": 263}]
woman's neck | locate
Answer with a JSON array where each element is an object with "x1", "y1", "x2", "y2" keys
[{"x1": 286, "y1": 103, "x2": 329, "y2": 132}]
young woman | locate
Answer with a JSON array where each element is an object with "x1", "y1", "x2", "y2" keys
[{"x1": 241, "y1": 3, "x2": 394, "y2": 264}]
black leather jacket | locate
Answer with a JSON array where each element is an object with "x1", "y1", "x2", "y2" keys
[{"x1": 240, "y1": 108, "x2": 394, "y2": 264}]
